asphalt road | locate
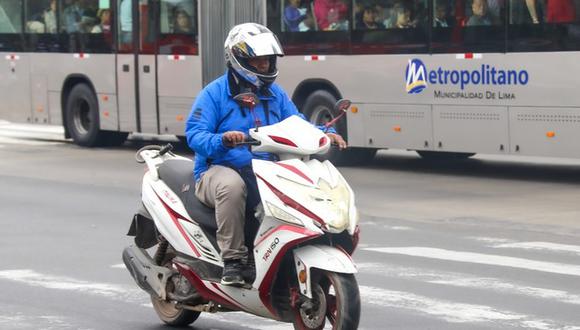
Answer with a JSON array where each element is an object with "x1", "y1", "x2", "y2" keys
[{"x1": 1, "y1": 123, "x2": 579, "y2": 330}]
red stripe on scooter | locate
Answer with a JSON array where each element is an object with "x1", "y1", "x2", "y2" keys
[
  {"x1": 155, "y1": 193, "x2": 201, "y2": 257},
  {"x1": 276, "y1": 162, "x2": 313, "y2": 184},
  {"x1": 174, "y1": 262, "x2": 240, "y2": 309},
  {"x1": 254, "y1": 225, "x2": 319, "y2": 247},
  {"x1": 258, "y1": 234, "x2": 319, "y2": 318},
  {"x1": 256, "y1": 174, "x2": 326, "y2": 228},
  {"x1": 209, "y1": 282, "x2": 245, "y2": 310}
]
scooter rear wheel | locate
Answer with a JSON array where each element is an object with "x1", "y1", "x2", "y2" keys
[
  {"x1": 293, "y1": 271, "x2": 360, "y2": 330},
  {"x1": 151, "y1": 294, "x2": 200, "y2": 326}
]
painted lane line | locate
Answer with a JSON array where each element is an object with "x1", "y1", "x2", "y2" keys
[
  {"x1": 357, "y1": 263, "x2": 580, "y2": 305},
  {"x1": 364, "y1": 247, "x2": 580, "y2": 277},
  {"x1": 0, "y1": 269, "x2": 148, "y2": 305},
  {"x1": 0, "y1": 269, "x2": 293, "y2": 329},
  {"x1": 360, "y1": 285, "x2": 580, "y2": 330},
  {"x1": 110, "y1": 264, "x2": 126, "y2": 269},
  {"x1": 492, "y1": 242, "x2": 580, "y2": 256},
  {"x1": 469, "y1": 236, "x2": 515, "y2": 244}
]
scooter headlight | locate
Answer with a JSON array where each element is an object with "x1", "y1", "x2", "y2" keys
[{"x1": 266, "y1": 201, "x2": 304, "y2": 227}]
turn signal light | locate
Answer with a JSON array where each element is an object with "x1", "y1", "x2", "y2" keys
[
  {"x1": 299, "y1": 269, "x2": 307, "y2": 283},
  {"x1": 546, "y1": 131, "x2": 555, "y2": 138},
  {"x1": 319, "y1": 136, "x2": 328, "y2": 147},
  {"x1": 393, "y1": 125, "x2": 402, "y2": 132},
  {"x1": 176, "y1": 115, "x2": 184, "y2": 122},
  {"x1": 350, "y1": 106, "x2": 359, "y2": 113}
]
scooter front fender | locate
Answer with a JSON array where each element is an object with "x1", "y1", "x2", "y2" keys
[{"x1": 293, "y1": 245, "x2": 357, "y2": 299}]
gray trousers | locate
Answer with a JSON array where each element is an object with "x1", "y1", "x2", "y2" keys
[{"x1": 195, "y1": 165, "x2": 248, "y2": 261}]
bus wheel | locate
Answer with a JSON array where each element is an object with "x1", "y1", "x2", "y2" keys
[
  {"x1": 65, "y1": 83, "x2": 104, "y2": 147},
  {"x1": 417, "y1": 151, "x2": 475, "y2": 160},
  {"x1": 303, "y1": 90, "x2": 376, "y2": 166}
]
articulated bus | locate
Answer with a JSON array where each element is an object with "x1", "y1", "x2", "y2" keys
[{"x1": 1, "y1": 0, "x2": 580, "y2": 164}]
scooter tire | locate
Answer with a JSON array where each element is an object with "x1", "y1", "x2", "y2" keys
[
  {"x1": 293, "y1": 271, "x2": 360, "y2": 330},
  {"x1": 151, "y1": 295, "x2": 200, "y2": 326}
]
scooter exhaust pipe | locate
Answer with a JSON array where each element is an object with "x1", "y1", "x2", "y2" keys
[{"x1": 122, "y1": 245, "x2": 174, "y2": 300}]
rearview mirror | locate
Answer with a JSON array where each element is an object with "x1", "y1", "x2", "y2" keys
[{"x1": 334, "y1": 99, "x2": 351, "y2": 113}]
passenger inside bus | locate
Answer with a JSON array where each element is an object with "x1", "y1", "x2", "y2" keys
[
  {"x1": 62, "y1": 0, "x2": 98, "y2": 33},
  {"x1": 91, "y1": 8, "x2": 111, "y2": 33},
  {"x1": 172, "y1": 8, "x2": 193, "y2": 33},
  {"x1": 284, "y1": 0, "x2": 308, "y2": 32},
  {"x1": 510, "y1": 0, "x2": 540, "y2": 24},
  {"x1": 434, "y1": 0, "x2": 453, "y2": 27},
  {"x1": 313, "y1": 0, "x2": 349, "y2": 30},
  {"x1": 356, "y1": 5, "x2": 385, "y2": 29},
  {"x1": 25, "y1": 0, "x2": 57, "y2": 34},
  {"x1": 546, "y1": 0, "x2": 577, "y2": 23},
  {"x1": 466, "y1": 0, "x2": 492, "y2": 26},
  {"x1": 384, "y1": 2, "x2": 416, "y2": 28}
]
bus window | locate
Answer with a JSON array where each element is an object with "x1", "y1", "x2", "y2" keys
[
  {"x1": 0, "y1": 0, "x2": 24, "y2": 51},
  {"x1": 432, "y1": 0, "x2": 506, "y2": 53},
  {"x1": 267, "y1": 0, "x2": 350, "y2": 55},
  {"x1": 351, "y1": 0, "x2": 428, "y2": 54},
  {"x1": 26, "y1": 0, "x2": 57, "y2": 34},
  {"x1": 508, "y1": 0, "x2": 580, "y2": 52},
  {"x1": 158, "y1": 0, "x2": 198, "y2": 55},
  {"x1": 59, "y1": 0, "x2": 113, "y2": 52}
]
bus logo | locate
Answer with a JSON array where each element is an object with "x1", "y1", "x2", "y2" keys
[{"x1": 405, "y1": 59, "x2": 428, "y2": 94}]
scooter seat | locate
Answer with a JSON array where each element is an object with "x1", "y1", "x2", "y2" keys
[{"x1": 157, "y1": 159, "x2": 218, "y2": 231}]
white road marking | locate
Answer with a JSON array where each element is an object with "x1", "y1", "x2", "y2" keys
[
  {"x1": 358, "y1": 263, "x2": 580, "y2": 305},
  {"x1": 0, "y1": 312, "x2": 93, "y2": 330},
  {"x1": 110, "y1": 263, "x2": 126, "y2": 269},
  {"x1": 364, "y1": 247, "x2": 580, "y2": 276},
  {"x1": 0, "y1": 269, "x2": 147, "y2": 305},
  {"x1": 492, "y1": 242, "x2": 580, "y2": 256},
  {"x1": 0, "y1": 136, "x2": 63, "y2": 146},
  {"x1": 469, "y1": 236, "x2": 515, "y2": 244},
  {"x1": 360, "y1": 285, "x2": 580, "y2": 330}
]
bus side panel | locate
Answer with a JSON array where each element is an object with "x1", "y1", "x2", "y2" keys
[
  {"x1": 30, "y1": 53, "x2": 117, "y2": 127},
  {"x1": 0, "y1": 53, "x2": 32, "y2": 123},
  {"x1": 30, "y1": 75, "x2": 50, "y2": 125},
  {"x1": 157, "y1": 54, "x2": 202, "y2": 136},
  {"x1": 355, "y1": 104, "x2": 433, "y2": 150},
  {"x1": 509, "y1": 107, "x2": 580, "y2": 158},
  {"x1": 433, "y1": 105, "x2": 509, "y2": 155},
  {"x1": 117, "y1": 54, "x2": 137, "y2": 133}
]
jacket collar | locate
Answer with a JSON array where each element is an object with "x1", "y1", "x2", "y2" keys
[{"x1": 225, "y1": 70, "x2": 275, "y2": 100}]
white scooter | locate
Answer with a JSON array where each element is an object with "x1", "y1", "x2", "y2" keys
[{"x1": 123, "y1": 97, "x2": 361, "y2": 330}]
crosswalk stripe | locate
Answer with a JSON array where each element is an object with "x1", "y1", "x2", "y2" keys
[
  {"x1": 358, "y1": 263, "x2": 580, "y2": 305},
  {"x1": 492, "y1": 242, "x2": 580, "y2": 255},
  {"x1": 360, "y1": 285, "x2": 580, "y2": 329},
  {"x1": 364, "y1": 247, "x2": 580, "y2": 276}
]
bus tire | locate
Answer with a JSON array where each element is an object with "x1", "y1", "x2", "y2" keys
[
  {"x1": 302, "y1": 90, "x2": 376, "y2": 166},
  {"x1": 416, "y1": 151, "x2": 475, "y2": 160},
  {"x1": 65, "y1": 83, "x2": 104, "y2": 147}
]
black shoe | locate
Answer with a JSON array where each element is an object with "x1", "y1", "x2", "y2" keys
[
  {"x1": 221, "y1": 260, "x2": 245, "y2": 286},
  {"x1": 242, "y1": 256, "x2": 256, "y2": 284}
]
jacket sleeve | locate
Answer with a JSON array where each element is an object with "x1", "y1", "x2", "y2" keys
[
  {"x1": 185, "y1": 88, "x2": 229, "y2": 158},
  {"x1": 278, "y1": 89, "x2": 337, "y2": 134}
]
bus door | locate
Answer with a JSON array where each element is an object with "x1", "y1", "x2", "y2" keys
[
  {"x1": 136, "y1": 0, "x2": 158, "y2": 134},
  {"x1": 116, "y1": 0, "x2": 158, "y2": 134}
]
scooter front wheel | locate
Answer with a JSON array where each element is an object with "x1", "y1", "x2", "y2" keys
[{"x1": 293, "y1": 271, "x2": 360, "y2": 330}]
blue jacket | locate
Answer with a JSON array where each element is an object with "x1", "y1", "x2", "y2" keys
[{"x1": 186, "y1": 72, "x2": 315, "y2": 181}]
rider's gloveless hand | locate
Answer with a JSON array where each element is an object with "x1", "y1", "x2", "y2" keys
[
  {"x1": 222, "y1": 131, "x2": 246, "y2": 147},
  {"x1": 326, "y1": 133, "x2": 348, "y2": 150}
]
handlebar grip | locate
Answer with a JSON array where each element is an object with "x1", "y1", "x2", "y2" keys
[
  {"x1": 158, "y1": 143, "x2": 174, "y2": 156},
  {"x1": 235, "y1": 139, "x2": 261, "y2": 146}
]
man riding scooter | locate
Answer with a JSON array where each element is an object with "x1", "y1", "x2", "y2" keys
[{"x1": 185, "y1": 23, "x2": 347, "y2": 286}]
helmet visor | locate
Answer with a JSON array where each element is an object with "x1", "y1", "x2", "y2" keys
[{"x1": 233, "y1": 33, "x2": 284, "y2": 58}]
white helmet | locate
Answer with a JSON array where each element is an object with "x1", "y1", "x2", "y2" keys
[{"x1": 224, "y1": 23, "x2": 284, "y2": 89}]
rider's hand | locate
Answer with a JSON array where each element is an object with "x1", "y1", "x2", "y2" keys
[
  {"x1": 326, "y1": 133, "x2": 347, "y2": 150},
  {"x1": 222, "y1": 131, "x2": 246, "y2": 148}
]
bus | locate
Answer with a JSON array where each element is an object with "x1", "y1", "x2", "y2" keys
[{"x1": 1, "y1": 0, "x2": 580, "y2": 165}]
